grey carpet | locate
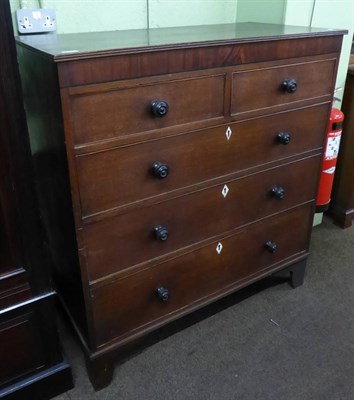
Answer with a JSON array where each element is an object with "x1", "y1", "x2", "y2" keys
[{"x1": 54, "y1": 215, "x2": 354, "y2": 400}]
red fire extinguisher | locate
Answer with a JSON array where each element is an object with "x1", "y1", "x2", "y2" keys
[{"x1": 316, "y1": 96, "x2": 344, "y2": 212}]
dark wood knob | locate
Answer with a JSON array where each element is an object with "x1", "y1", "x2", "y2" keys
[
  {"x1": 151, "y1": 100, "x2": 169, "y2": 117},
  {"x1": 154, "y1": 225, "x2": 169, "y2": 241},
  {"x1": 265, "y1": 241, "x2": 277, "y2": 253},
  {"x1": 151, "y1": 161, "x2": 169, "y2": 179},
  {"x1": 156, "y1": 287, "x2": 170, "y2": 301},
  {"x1": 277, "y1": 132, "x2": 291, "y2": 145},
  {"x1": 271, "y1": 186, "x2": 285, "y2": 199},
  {"x1": 282, "y1": 79, "x2": 297, "y2": 93}
]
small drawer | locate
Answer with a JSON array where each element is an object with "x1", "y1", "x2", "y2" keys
[
  {"x1": 68, "y1": 73, "x2": 225, "y2": 145},
  {"x1": 83, "y1": 155, "x2": 321, "y2": 281},
  {"x1": 76, "y1": 103, "x2": 328, "y2": 217},
  {"x1": 231, "y1": 58, "x2": 335, "y2": 116},
  {"x1": 91, "y1": 204, "x2": 312, "y2": 347}
]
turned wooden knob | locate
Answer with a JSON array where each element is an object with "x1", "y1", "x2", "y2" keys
[
  {"x1": 282, "y1": 79, "x2": 297, "y2": 93},
  {"x1": 156, "y1": 287, "x2": 170, "y2": 301},
  {"x1": 271, "y1": 186, "x2": 285, "y2": 199},
  {"x1": 152, "y1": 162, "x2": 169, "y2": 179},
  {"x1": 154, "y1": 225, "x2": 169, "y2": 242},
  {"x1": 151, "y1": 100, "x2": 169, "y2": 117},
  {"x1": 265, "y1": 241, "x2": 277, "y2": 253},
  {"x1": 277, "y1": 132, "x2": 291, "y2": 145}
]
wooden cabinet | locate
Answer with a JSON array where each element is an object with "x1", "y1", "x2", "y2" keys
[
  {"x1": 329, "y1": 65, "x2": 354, "y2": 228},
  {"x1": 15, "y1": 23, "x2": 345, "y2": 390},
  {"x1": 0, "y1": 1, "x2": 73, "y2": 398}
]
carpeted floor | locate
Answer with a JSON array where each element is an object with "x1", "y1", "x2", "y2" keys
[{"x1": 54, "y1": 215, "x2": 354, "y2": 400}]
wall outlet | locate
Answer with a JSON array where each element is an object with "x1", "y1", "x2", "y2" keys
[{"x1": 16, "y1": 8, "x2": 56, "y2": 34}]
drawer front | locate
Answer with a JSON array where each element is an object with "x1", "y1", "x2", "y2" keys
[
  {"x1": 91, "y1": 204, "x2": 312, "y2": 347},
  {"x1": 76, "y1": 104, "x2": 328, "y2": 217},
  {"x1": 231, "y1": 59, "x2": 335, "y2": 116},
  {"x1": 83, "y1": 156, "x2": 321, "y2": 281},
  {"x1": 0, "y1": 268, "x2": 31, "y2": 310},
  {"x1": 0, "y1": 311, "x2": 45, "y2": 387},
  {"x1": 69, "y1": 74, "x2": 225, "y2": 145}
]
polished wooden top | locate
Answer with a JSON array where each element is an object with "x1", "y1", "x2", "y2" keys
[{"x1": 15, "y1": 22, "x2": 346, "y2": 62}]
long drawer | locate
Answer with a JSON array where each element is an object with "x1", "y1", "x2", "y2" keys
[
  {"x1": 91, "y1": 204, "x2": 312, "y2": 347},
  {"x1": 83, "y1": 155, "x2": 321, "y2": 281},
  {"x1": 76, "y1": 103, "x2": 329, "y2": 218}
]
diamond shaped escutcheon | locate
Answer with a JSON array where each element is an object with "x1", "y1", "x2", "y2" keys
[
  {"x1": 216, "y1": 242, "x2": 223, "y2": 254},
  {"x1": 221, "y1": 184, "x2": 229, "y2": 198}
]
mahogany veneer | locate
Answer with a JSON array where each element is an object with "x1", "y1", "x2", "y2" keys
[{"x1": 15, "y1": 23, "x2": 345, "y2": 390}]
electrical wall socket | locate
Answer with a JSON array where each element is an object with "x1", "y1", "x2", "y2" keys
[{"x1": 16, "y1": 8, "x2": 56, "y2": 34}]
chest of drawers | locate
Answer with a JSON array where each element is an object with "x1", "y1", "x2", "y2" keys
[{"x1": 16, "y1": 23, "x2": 345, "y2": 390}]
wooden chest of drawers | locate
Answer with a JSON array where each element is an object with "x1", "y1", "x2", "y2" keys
[{"x1": 16, "y1": 23, "x2": 345, "y2": 390}]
